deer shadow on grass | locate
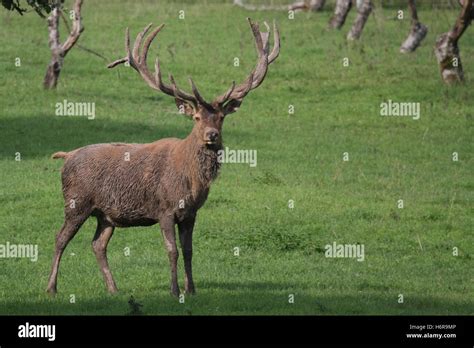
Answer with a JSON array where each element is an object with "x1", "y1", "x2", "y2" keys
[
  {"x1": 1, "y1": 289, "x2": 472, "y2": 315},
  {"x1": 0, "y1": 114, "x2": 249, "y2": 160},
  {"x1": 201, "y1": 280, "x2": 305, "y2": 293},
  {"x1": 0, "y1": 114, "x2": 183, "y2": 160}
]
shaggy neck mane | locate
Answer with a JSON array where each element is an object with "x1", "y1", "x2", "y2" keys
[{"x1": 179, "y1": 128, "x2": 222, "y2": 186}]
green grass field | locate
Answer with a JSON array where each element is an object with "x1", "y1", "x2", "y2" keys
[{"x1": 0, "y1": 0, "x2": 472, "y2": 315}]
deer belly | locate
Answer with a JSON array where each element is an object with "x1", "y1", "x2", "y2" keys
[
  {"x1": 110, "y1": 216, "x2": 158, "y2": 227},
  {"x1": 92, "y1": 208, "x2": 158, "y2": 227}
]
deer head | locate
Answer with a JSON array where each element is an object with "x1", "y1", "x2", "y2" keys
[{"x1": 107, "y1": 18, "x2": 280, "y2": 147}]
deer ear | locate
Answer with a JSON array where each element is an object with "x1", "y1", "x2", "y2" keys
[
  {"x1": 175, "y1": 99, "x2": 195, "y2": 117},
  {"x1": 223, "y1": 99, "x2": 242, "y2": 116}
]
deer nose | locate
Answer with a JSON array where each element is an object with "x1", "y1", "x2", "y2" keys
[{"x1": 206, "y1": 129, "x2": 219, "y2": 142}]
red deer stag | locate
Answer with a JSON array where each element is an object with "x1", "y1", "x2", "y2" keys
[{"x1": 46, "y1": 18, "x2": 280, "y2": 297}]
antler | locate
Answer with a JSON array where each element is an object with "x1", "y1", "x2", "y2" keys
[
  {"x1": 107, "y1": 24, "x2": 212, "y2": 108},
  {"x1": 108, "y1": 19, "x2": 280, "y2": 113},
  {"x1": 214, "y1": 18, "x2": 280, "y2": 108}
]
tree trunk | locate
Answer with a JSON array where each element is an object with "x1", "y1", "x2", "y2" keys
[
  {"x1": 458, "y1": 0, "x2": 474, "y2": 17},
  {"x1": 236, "y1": 0, "x2": 325, "y2": 12},
  {"x1": 289, "y1": 0, "x2": 326, "y2": 12},
  {"x1": 44, "y1": 7, "x2": 63, "y2": 89},
  {"x1": 400, "y1": 22, "x2": 428, "y2": 53},
  {"x1": 347, "y1": 0, "x2": 373, "y2": 40},
  {"x1": 44, "y1": 58, "x2": 63, "y2": 89},
  {"x1": 43, "y1": 0, "x2": 84, "y2": 89},
  {"x1": 400, "y1": 0, "x2": 428, "y2": 53},
  {"x1": 329, "y1": 0, "x2": 353, "y2": 29},
  {"x1": 434, "y1": 0, "x2": 473, "y2": 84},
  {"x1": 310, "y1": 0, "x2": 326, "y2": 11}
]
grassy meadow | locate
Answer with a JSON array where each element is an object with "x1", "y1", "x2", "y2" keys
[{"x1": 0, "y1": 0, "x2": 473, "y2": 315}]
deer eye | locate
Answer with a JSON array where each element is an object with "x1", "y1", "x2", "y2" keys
[{"x1": 194, "y1": 115, "x2": 201, "y2": 121}]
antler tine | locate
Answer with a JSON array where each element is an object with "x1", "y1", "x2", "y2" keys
[
  {"x1": 154, "y1": 57, "x2": 174, "y2": 96},
  {"x1": 108, "y1": 23, "x2": 206, "y2": 106},
  {"x1": 107, "y1": 57, "x2": 128, "y2": 69},
  {"x1": 268, "y1": 20, "x2": 280, "y2": 64},
  {"x1": 132, "y1": 23, "x2": 153, "y2": 64},
  {"x1": 243, "y1": 72, "x2": 255, "y2": 94},
  {"x1": 249, "y1": 18, "x2": 265, "y2": 56},
  {"x1": 168, "y1": 74, "x2": 180, "y2": 99},
  {"x1": 214, "y1": 18, "x2": 280, "y2": 105},
  {"x1": 261, "y1": 21, "x2": 271, "y2": 54},
  {"x1": 223, "y1": 81, "x2": 236, "y2": 101},
  {"x1": 215, "y1": 81, "x2": 236, "y2": 105},
  {"x1": 263, "y1": 21, "x2": 270, "y2": 32},
  {"x1": 107, "y1": 24, "x2": 168, "y2": 94},
  {"x1": 169, "y1": 74, "x2": 196, "y2": 104},
  {"x1": 189, "y1": 78, "x2": 215, "y2": 110},
  {"x1": 155, "y1": 58, "x2": 189, "y2": 100},
  {"x1": 142, "y1": 24, "x2": 165, "y2": 64},
  {"x1": 231, "y1": 73, "x2": 254, "y2": 102},
  {"x1": 247, "y1": 18, "x2": 271, "y2": 91},
  {"x1": 107, "y1": 27, "x2": 132, "y2": 68},
  {"x1": 222, "y1": 74, "x2": 254, "y2": 113},
  {"x1": 107, "y1": 26, "x2": 145, "y2": 70}
]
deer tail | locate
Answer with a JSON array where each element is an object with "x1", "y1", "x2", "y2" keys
[{"x1": 51, "y1": 151, "x2": 68, "y2": 159}]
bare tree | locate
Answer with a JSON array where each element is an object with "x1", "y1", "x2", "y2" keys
[
  {"x1": 43, "y1": 0, "x2": 84, "y2": 89},
  {"x1": 46, "y1": 19, "x2": 280, "y2": 297},
  {"x1": 289, "y1": 0, "x2": 326, "y2": 11},
  {"x1": 434, "y1": 0, "x2": 473, "y2": 83},
  {"x1": 400, "y1": 0, "x2": 428, "y2": 53},
  {"x1": 347, "y1": 0, "x2": 373, "y2": 40},
  {"x1": 233, "y1": 0, "x2": 325, "y2": 12},
  {"x1": 233, "y1": 0, "x2": 286, "y2": 11},
  {"x1": 329, "y1": 0, "x2": 353, "y2": 29}
]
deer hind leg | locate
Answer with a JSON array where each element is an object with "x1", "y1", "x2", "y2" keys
[
  {"x1": 46, "y1": 212, "x2": 89, "y2": 295},
  {"x1": 92, "y1": 218, "x2": 118, "y2": 293},
  {"x1": 160, "y1": 217, "x2": 180, "y2": 297},
  {"x1": 178, "y1": 216, "x2": 196, "y2": 295}
]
